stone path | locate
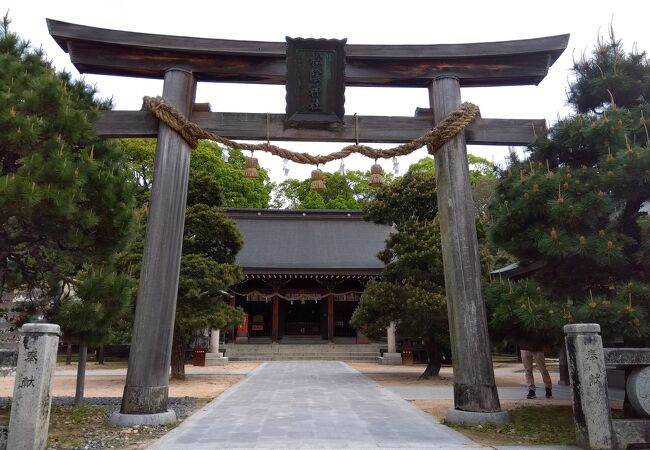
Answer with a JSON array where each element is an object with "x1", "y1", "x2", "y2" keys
[{"x1": 148, "y1": 361, "x2": 485, "y2": 449}]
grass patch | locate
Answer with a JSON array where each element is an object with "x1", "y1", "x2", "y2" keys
[
  {"x1": 0, "y1": 403, "x2": 182, "y2": 449},
  {"x1": 47, "y1": 405, "x2": 113, "y2": 447},
  {"x1": 444, "y1": 405, "x2": 575, "y2": 446}
]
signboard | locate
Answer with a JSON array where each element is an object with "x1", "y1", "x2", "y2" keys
[{"x1": 285, "y1": 37, "x2": 346, "y2": 126}]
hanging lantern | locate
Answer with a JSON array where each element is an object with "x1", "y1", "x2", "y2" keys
[
  {"x1": 311, "y1": 167, "x2": 326, "y2": 191},
  {"x1": 244, "y1": 156, "x2": 259, "y2": 178},
  {"x1": 368, "y1": 162, "x2": 385, "y2": 187}
]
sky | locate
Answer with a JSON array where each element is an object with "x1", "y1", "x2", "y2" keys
[{"x1": 4, "y1": 0, "x2": 650, "y2": 182}]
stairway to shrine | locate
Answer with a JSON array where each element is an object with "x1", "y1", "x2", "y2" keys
[{"x1": 222, "y1": 342, "x2": 383, "y2": 361}]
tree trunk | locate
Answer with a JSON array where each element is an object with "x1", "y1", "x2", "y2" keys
[
  {"x1": 66, "y1": 342, "x2": 73, "y2": 365},
  {"x1": 170, "y1": 326, "x2": 186, "y2": 381},
  {"x1": 74, "y1": 344, "x2": 87, "y2": 406},
  {"x1": 419, "y1": 337, "x2": 442, "y2": 379},
  {"x1": 96, "y1": 345, "x2": 105, "y2": 365}
]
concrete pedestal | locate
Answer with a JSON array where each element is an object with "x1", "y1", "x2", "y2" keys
[
  {"x1": 378, "y1": 352, "x2": 402, "y2": 365},
  {"x1": 446, "y1": 408, "x2": 510, "y2": 426},
  {"x1": 109, "y1": 410, "x2": 176, "y2": 426},
  {"x1": 205, "y1": 352, "x2": 229, "y2": 366}
]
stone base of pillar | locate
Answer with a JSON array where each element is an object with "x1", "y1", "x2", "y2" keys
[
  {"x1": 378, "y1": 352, "x2": 402, "y2": 365},
  {"x1": 109, "y1": 409, "x2": 176, "y2": 426},
  {"x1": 205, "y1": 353, "x2": 229, "y2": 366},
  {"x1": 446, "y1": 408, "x2": 510, "y2": 426},
  {"x1": 235, "y1": 336, "x2": 249, "y2": 344}
]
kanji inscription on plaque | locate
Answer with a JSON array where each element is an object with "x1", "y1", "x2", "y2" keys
[{"x1": 285, "y1": 37, "x2": 346, "y2": 126}]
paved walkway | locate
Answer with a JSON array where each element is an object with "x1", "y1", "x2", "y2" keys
[{"x1": 148, "y1": 361, "x2": 485, "y2": 449}]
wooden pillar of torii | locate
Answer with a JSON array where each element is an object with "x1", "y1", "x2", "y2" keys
[{"x1": 47, "y1": 19, "x2": 568, "y2": 424}]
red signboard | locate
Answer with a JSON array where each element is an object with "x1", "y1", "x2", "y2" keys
[{"x1": 236, "y1": 313, "x2": 249, "y2": 336}]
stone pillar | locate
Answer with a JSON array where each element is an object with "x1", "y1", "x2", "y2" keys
[
  {"x1": 387, "y1": 321, "x2": 397, "y2": 353},
  {"x1": 117, "y1": 68, "x2": 195, "y2": 422},
  {"x1": 210, "y1": 329, "x2": 220, "y2": 354},
  {"x1": 429, "y1": 76, "x2": 506, "y2": 425},
  {"x1": 379, "y1": 321, "x2": 401, "y2": 365},
  {"x1": 206, "y1": 328, "x2": 228, "y2": 366},
  {"x1": 564, "y1": 323, "x2": 615, "y2": 450},
  {"x1": 7, "y1": 323, "x2": 60, "y2": 450}
]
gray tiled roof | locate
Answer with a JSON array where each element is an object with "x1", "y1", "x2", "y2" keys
[{"x1": 225, "y1": 209, "x2": 393, "y2": 274}]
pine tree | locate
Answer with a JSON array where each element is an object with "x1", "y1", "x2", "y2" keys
[
  {"x1": 352, "y1": 169, "x2": 447, "y2": 378},
  {"x1": 0, "y1": 16, "x2": 137, "y2": 403},
  {"x1": 169, "y1": 167, "x2": 244, "y2": 380},
  {"x1": 0, "y1": 16, "x2": 135, "y2": 300},
  {"x1": 488, "y1": 30, "x2": 650, "y2": 346}
]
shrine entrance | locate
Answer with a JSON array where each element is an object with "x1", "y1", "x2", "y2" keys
[
  {"x1": 48, "y1": 19, "x2": 568, "y2": 426},
  {"x1": 284, "y1": 300, "x2": 321, "y2": 336}
]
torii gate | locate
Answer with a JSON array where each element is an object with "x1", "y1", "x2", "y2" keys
[{"x1": 48, "y1": 19, "x2": 568, "y2": 425}]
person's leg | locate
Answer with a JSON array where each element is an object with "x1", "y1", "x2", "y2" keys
[
  {"x1": 532, "y1": 350, "x2": 553, "y2": 397},
  {"x1": 521, "y1": 349, "x2": 536, "y2": 398}
]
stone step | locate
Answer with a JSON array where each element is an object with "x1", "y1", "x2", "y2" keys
[
  {"x1": 228, "y1": 353, "x2": 379, "y2": 360},
  {"x1": 224, "y1": 352, "x2": 382, "y2": 356},
  {"x1": 222, "y1": 345, "x2": 382, "y2": 352},
  {"x1": 229, "y1": 355, "x2": 380, "y2": 361},
  {"x1": 222, "y1": 343, "x2": 384, "y2": 362}
]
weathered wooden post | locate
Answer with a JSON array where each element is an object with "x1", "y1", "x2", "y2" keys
[
  {"x1": 564, "y1": 323, "x2": 615, "y2": 449},
  {"x1": 7, "y1": 323, "x2": 60, "y2": 450},
  {"x1": 112, "y1": 68, "x2": 196, "y2": 425},
  {"x1": 430, "y1": 76, "x2": 508, "y2": 425}
]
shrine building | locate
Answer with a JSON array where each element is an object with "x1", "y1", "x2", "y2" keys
[{"x1": 224, "y1": 208, "x2": 392, "y2": 345}]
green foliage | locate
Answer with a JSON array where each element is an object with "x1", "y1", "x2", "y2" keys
[
  {"x1": 354, "y1": 170, "x2": 450, "y2": 376},
  {"x1": 569, "y1": 28, "x2": 650, "y2": 114},
  {"x1": 378, "y1": 219, "x2": 445, "y2": 293},
  {"x1": 489, "y1": 32, "x2": 650, "y2": 344},
  {"x1": 272, "y1": 170, "x2": 382, "y2": 209},
  {"x1": 175, "y1": 253, "x2": 243, "y2": 331},
  {"x1": 351, "y1": 280, "x2": 447, "y2": 343},
  {"x1": 115, "y1": 138, "x2": 155, "y2": 205},
  {"x1": 0, "y1": 16, "x2": 136, "y2": 344},
  {"x1": 363, "y1": 170, "x2": 438, "y2": 225},
  {"x1": 116, "y1": 139, "x2": 273, "y2": 209},
  {"x1": 409, "y1": 155, "x2": 495, "y2": 185},
  {"x1": 56, "y1": 268, "x2": 135, "y2": 345},
  {"x1": 193, "y1": 144, "x2": 272, "y2": 208}
]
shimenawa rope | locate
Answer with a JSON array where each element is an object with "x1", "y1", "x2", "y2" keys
[{"x1": 141, "y1": 96, "x2": 480, "y2": 164}]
